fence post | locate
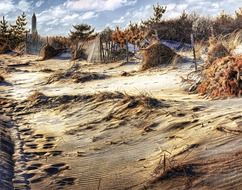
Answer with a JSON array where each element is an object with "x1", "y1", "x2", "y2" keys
[
  {"x1": 125, "y1": 39, "x2": 129, "y2": 63},
  {"x1": 25, "y1": 31, "x2": 28, "y2": 54},
  {"x1": 211, "y1": 26, "x2": 215, "y2": 37},
  {"x1": 191, "y1": 33, "x2": 197, "y2": 72}
]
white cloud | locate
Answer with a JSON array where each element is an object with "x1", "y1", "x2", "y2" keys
[
  {"x1": 18, "y1": 0, "x2": 32, "y2": 12},
  {"x1": 111, "y1": 4, "x2": 152, "y2": 28},
  {"x1": 64, "y1": 0, "x2": 137, "y2": 12},
  {"x1": 81, "y1": 11, "x2": 98, "y2": 20},
  {"x1": 0, "y1": 0, "x2": 14, "y2": 14},
  {"x1": 36, "y1": 4, "x2": 99, "y2": 35},
  {"x1": 113, "y1": 16, "x2": 125, "y2": 24},
  {"x1": 62, "y1": 13, "x2": 79, "y2": 22},
  {"x1": 36, "y1": 0, "x2": 44, "y2": 8},
  {"x1": 132, "y1": 5, "x2": 152, "y2": 21}
]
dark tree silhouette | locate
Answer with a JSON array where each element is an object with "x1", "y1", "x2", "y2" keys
[
  {"x1": 69, "y1": 24, "x2": 95, "y2": 42},
  {"x1": 0, "y1": 16, "x2": 9, "y2": 44}
]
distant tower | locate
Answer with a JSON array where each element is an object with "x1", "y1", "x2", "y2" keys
[{"x1": 32, "y1": 13, "x2": 37, "y2": 35}]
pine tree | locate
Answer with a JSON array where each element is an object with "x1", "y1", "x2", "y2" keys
[
  {"x1": 15, "y1": 12, "x2": 27, "y2": 43},
  {"x1": 0, "y1": 16, "x2": 9, "y2": 44},
  {"x1": 141, "y1": 4, "x2": 166, "y2": 27},
  {"x1": 69, "y1": 24, "x2": 95, "y2": 42},
  {"x1": 8, "y1": 12, "x2": 27, "y2": 48}
]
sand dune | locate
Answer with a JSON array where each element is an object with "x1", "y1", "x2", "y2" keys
[{"x1": 0, "y1": 54, "x2": 241, "y2": 190}]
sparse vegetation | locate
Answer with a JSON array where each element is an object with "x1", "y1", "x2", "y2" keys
[
  {"x1": 45, "y1": 63, "x2": 109, "y2": 84},
  {"x1": 39, "y1": 44, "x2": 61, "y2": 60},
  {"x1": 207, "y1": 37, "x2": 230, "y2": 64},
  {"x1": 49, "y1": 36, "x2": 71, "y2": 49},
  {"x1": 198, "y1": 55, "x2": 242, "y2": 98},
  {"x1": 140, "y1": 41, "x2": 178, "y2": 70}
]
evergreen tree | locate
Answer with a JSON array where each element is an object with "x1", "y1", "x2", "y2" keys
[
  {"x1": 11, "y1": 12, "x2": 28, "y2": 44},
  {"x1": 16, "y1": 12, "x2": 27, "y2": 35},
  {"x1": 69, "y1": 24, "x2": 95, "y2": 42},
  {"x1": 141, "y1": 4, "x2": 166, "y2": 27},
  {"x1": 6, "y1": 12, "x2": 28, "y2": 48},
  {"x1": 0, "y1": 16, "x2": 10, "y2": 44}
]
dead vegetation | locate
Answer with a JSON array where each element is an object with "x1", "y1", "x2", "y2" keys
[
  {"x1": 27, "y1": 91, "x2": 46, "y2": 102},
  {"x1": 46, "y1": 64, "x2": 108, "y2": 84},
  {"x1": 25, "y1": 91, "x2": 95, "y2": 110},
  {"x1": 219, "y1": 30, "x2": 242, "y2": 54},
  {"x1": 27, "y1": 91, "x2": 48, "y2": 105},
  {"x1": 145, "y1": 152, "x2": 198, "y2": 190},
  {"x1": 207, "y1": 38, "x2": 230, "y2": 64},
  {"x1": 39, "y1": 44, "x2": 61, "y2": 60},
  {"x1": 39, "y1": 68, "x2": 54, "y2": 73},
  {"x1": 140, "y1": 42, "x2": 178, "y2": 70},
  {"x1": 198, "y1": 55, "x2": 242, "y2": 98},
  {"x1": 183, "y1": 31, "x2": 242, "y2": 98}
]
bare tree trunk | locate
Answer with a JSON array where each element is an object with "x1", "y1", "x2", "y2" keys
[{"x1": 191, "y1": 33, "x2": 197, "y2": 71}]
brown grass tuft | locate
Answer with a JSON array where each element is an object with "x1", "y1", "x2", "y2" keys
[
  {"x1": 140, "y1": 42, "x2": 177, "y2": 70},
  {"x1": 39, "y1": 44, "x2": 61, "y2": 60},
  {"x1": 27, "y1": 91, "x2": 47, "y2": 102},
  {"x1": 219, "y1": 30, "x2": 242, "y2": 53},
  {"x1": 207, "y1": 37, "x2": 230, "y2": 64},
  {"x1": 198, "y1": 55, "x2": 242, "y2": 98},
  {"x1": 46, "y1": 64, "x2": 108, "y2": 84}
]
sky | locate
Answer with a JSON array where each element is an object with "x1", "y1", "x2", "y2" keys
[{"x1": 0, "y1": 0, "x2": 242, "y2": 36}]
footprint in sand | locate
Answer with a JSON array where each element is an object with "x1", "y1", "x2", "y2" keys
[
  {"x1": 19, "y1": 128, "x2": 32, "y2": 133},
  {"x1": 25, "y1": 143, "x2": 38, "y2": 149},
  {"x1": 32, "y1": 134, "x2": 44, "y2": 139},
  {"x1": 30, "y1": 176, "x2": 45, "y2": 184},
  {"x1": 49, "y1": 150, "x2": 63, "y2": 156},
  {"x1": 26, "y1": 163, "x2": 43, "y2": 171},
  {"x1": 22, "y1": 172, "x2": 36, "y2": 179},
  {"x1": 29, "y1": 163, "x2": 69, "y2": 184},
  {"x1": 45, "y1": 136, "x2": 56, "y2": 142},
  {"x1": 43, "y1": 163, "x2": 69, "y2": 176},
  {"x1": 43, "y1": 143, "x2": 54, "y2": 149},
  {"x1": 24, "y1": 151, "x2": 48, "y2": 160},
  {"x1": 56, "y1": 177, "x2": 76, "y2": 186},
  {"x1": 21, "y1": 130, "x2": 34, "y2": 136}
]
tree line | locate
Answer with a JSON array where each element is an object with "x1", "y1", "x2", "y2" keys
[
  {"x1": 68, "y1": 4, "x2": 242, "y2": 50},
  {"x1": 0, "y1": 12, "x2": 28, "y2": 51}
]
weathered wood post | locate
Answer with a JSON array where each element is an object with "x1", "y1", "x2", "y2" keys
[
  {"x1": 191, "y1": 21, "x2": 198, "y2": 72},
  {"x1": 25, "y1": 31, "x2": 28, "y2": 54},
  {"x1": 211, "y1": 25, "x2": 214, "y2": 37},
  {"x1": 191, "y1": 33, "x2": 197, "y2": 71},
  {"x1": 125, "y1": 39, "x2": 129, "y2": 63}
]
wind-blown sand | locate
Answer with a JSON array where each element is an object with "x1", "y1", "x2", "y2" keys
[{"x1": 0, "y1": 54, "x2": 241, "y2": 190}]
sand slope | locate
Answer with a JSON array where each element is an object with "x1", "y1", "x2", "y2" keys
[{"x1": 0, "y1": 54, "x2": 241, "y2": 190}]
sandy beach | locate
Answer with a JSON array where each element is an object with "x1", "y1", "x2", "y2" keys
[{"x1": 0, "y1": 53, "x2": 241, "y2": 190}]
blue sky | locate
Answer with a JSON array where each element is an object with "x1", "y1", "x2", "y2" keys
[{"x1": 1, "y1": 0, "x2": 242, "y2": 36}]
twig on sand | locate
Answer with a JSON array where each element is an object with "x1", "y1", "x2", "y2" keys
[
  {"x1": 216, "y1": 126, "x2": 242, "y2": 135},
  {"x1": 97, "y1": 178, "x2": 102, "y2": 190}
]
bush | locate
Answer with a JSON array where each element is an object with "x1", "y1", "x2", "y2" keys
[{"x1": 140, "y1": 42, "x2": 177, "y2": 70}]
